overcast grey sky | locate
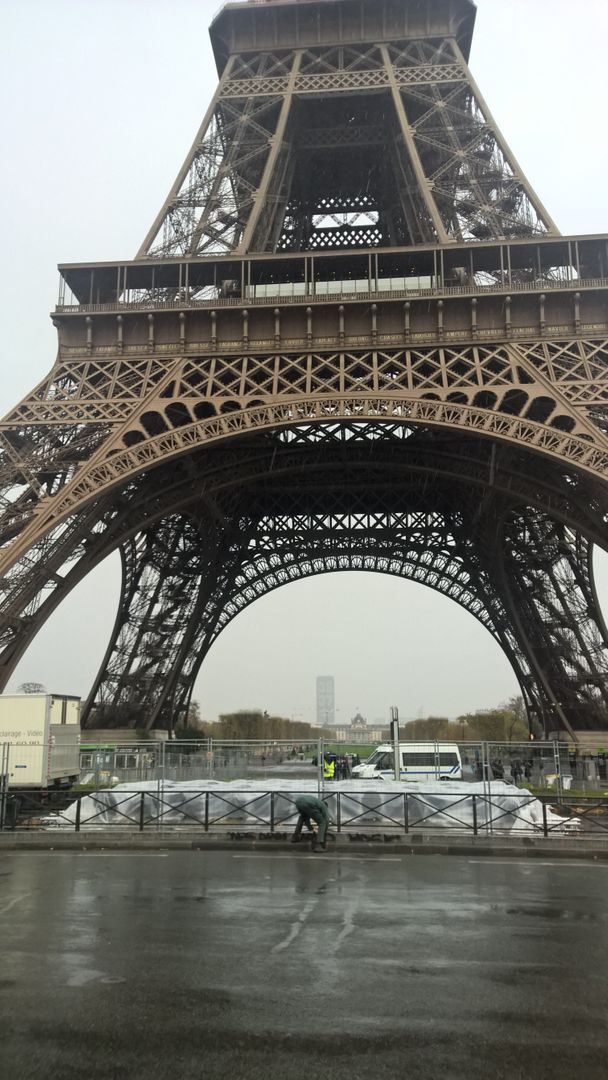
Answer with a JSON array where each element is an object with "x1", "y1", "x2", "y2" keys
[{"x1": 1, "y1": 0, "x2": 607, "y2": 725}]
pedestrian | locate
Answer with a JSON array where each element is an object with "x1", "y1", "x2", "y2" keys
[
  {"x1": 323, "y1": 755, "x2": 335, "y2": 781},
  {"x1": 524, "y1": 760, "x2": 532, "y2": 781},
  {"x1": 291, "y1": 795, "x2": 331, "y2": 852}
]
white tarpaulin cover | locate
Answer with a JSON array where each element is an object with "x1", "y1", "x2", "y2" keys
[{"x1": 51, "y1": 778, "x2": 576, "y2": 833}]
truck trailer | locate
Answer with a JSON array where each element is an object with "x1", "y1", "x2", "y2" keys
[{"x1": 0, "y1": 694, "x2": 81, "y2": 789}]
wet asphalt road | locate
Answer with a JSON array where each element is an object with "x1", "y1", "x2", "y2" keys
[{"x1": 1, "y1": 851, "x2": 607, "y2": 1080}]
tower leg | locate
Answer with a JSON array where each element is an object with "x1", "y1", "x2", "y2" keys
[
  {"x1": 498, "y1": 512, "x2": 608, "y2": 735},
  {"x1": 82, "y1": 511, "x2": 237, "y2": 730}
]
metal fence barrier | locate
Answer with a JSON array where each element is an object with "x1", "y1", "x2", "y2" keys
[
  {"x1": 77, "y1": 738, "x2": 325, "y2": 788},
  {"x1": 4, "y1": 737, "x2": 608, "y2": 794},
  {"x1": 3, "y1": 787, "x2": 608, "y2": 837}
]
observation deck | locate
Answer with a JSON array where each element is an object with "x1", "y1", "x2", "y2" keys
[{"x1": 210, "y1": 0, "x2": 477, "y2": 74}]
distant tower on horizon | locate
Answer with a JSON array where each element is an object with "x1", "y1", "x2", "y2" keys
[{"x1": 316, "y1": 676, "x2": 335, "y2": 727}]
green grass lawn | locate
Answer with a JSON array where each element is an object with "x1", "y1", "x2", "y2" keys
[{"x1": 322, "y1": 743, "x2": 375, "y2": 757}]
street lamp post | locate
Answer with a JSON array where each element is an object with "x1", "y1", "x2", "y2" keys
[{"x1": 390, "y1": 705, "x2": 400, "y2": 782}]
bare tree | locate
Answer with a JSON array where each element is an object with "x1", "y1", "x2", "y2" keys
[{"x1": 17, "y1": 682, "x2": 46, "y2": 694}]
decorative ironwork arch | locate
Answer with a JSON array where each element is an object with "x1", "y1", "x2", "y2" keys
[
  {"x1": 4, "y1": 390, "x2": 608, "y2": 588},
  {"x1": 3, "y1": 426, "x2": 607, "y2": 696}
]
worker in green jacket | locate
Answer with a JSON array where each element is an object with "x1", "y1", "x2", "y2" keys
[{"x1": 291, "y1": 794, "x2": 331, "y2": 851}]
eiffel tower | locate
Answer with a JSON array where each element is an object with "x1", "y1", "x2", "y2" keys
[{"x1": 2, "y1": 0, "x2": 608, "y2": 740}]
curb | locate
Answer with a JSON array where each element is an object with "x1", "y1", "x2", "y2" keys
[{"x1": 1, "y1": 830, "x2": 608, "y2": 858}]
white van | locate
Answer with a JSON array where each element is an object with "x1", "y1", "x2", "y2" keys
[{"x1": 352, "y1": 743, "x2": 462, "y2": 782}]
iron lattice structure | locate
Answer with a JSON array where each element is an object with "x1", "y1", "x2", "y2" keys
[{"x1": 2, "y1": 0, "x2": 608, "y2": 737}]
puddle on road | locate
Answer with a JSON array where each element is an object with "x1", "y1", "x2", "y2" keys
[{"x1": 505, "y1": 906, "x2": 601, "y2": 921}]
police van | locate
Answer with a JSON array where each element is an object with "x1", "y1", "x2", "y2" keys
[{"x1": 351, "y1": 742, "x2": 462, "y2": 781}]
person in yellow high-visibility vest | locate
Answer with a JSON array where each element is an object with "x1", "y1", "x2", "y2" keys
[{"x1": 323, "y1": 755, "x2": 335, "y2": 781}]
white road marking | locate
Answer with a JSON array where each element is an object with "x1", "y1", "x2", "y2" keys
[
  {"x1": 0, "y1": 892, "x2": 31, "y2": 916},
  {"x1": 327, "y1": 856, "x2": 402, "y2": 862},
  {"x1": 232, "y1": 854, "x2": 402, "y2": 862},
  {"x1": 331, "y1": 899, "x2": 358, "y2": 952},
  {"x1": 467, "y1": 859, "x2": 608, "y2": 868},
  {"x1": 2, "y1": 852, "x2": 169, "y2": 858},
  {"x1": 66, "y1": 968, "x2": 106, "y2": 988},
  {"x1": 271, "y1": 896, "x2": 319, "y2": 953}
]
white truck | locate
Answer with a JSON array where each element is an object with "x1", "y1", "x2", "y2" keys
[
  {"x1": 0, "y1": 694, "x2": 81, "y2": 789},
  {"x1": 352, "y1": 742, "x2": 463, "y2": 781}
]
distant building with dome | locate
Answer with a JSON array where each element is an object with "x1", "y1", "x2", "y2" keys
[{"x1": 329, "y1": 711, "x2": 388, "y2": 744}]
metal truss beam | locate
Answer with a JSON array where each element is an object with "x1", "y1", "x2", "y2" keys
[
  {"x1": 138, "y1": 27, "x2": 556, "y2": 258},
  {"x1": 3, "y1": 333, "x2": 608, "y2": 581},
  {"x1": 498, "y1": 513, "x2": 608, "y2": 734},
  {"x1": 83, "y1": 512, "x2": 239, "y2": 729}
]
